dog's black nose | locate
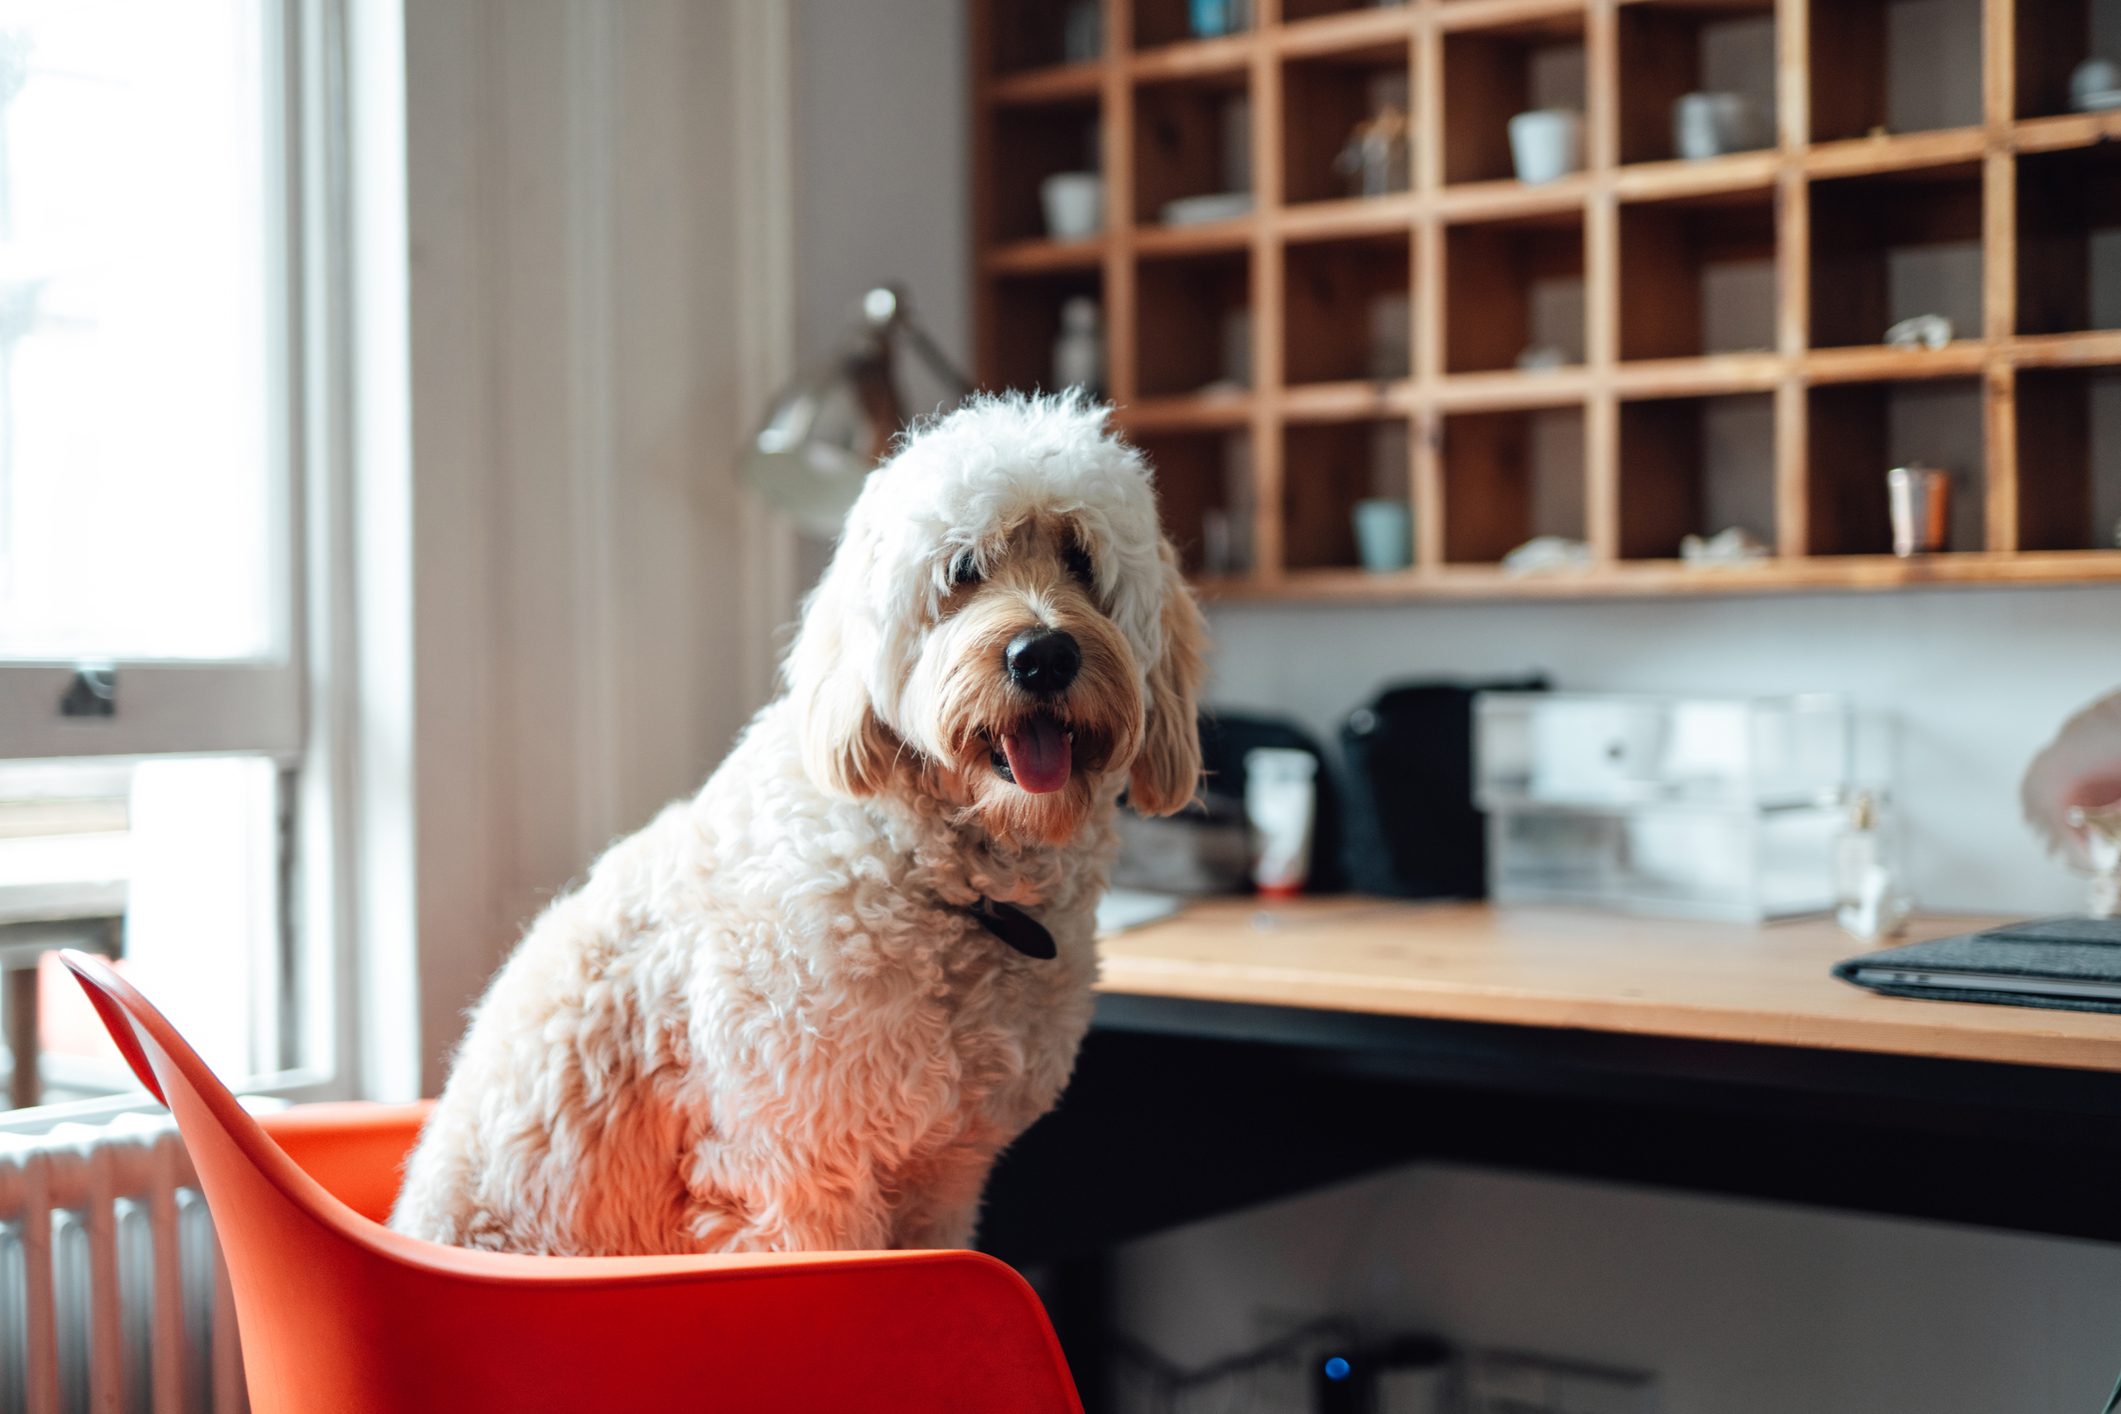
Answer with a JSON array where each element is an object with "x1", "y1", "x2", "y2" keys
[{"x1": 1006, "y1": 628, "x2": 1081, "y2": 697}]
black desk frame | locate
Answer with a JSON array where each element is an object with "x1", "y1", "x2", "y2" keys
[{"x1": 980, "y1": 993, "x2": 2121, "y2": 1406}]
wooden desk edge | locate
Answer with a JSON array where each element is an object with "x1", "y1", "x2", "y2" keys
[{"x1": 1095, "y1": 899, "x2": 2121, "y2": 1076}]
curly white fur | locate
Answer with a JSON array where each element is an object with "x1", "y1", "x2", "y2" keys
[{"x1": 390, "y1": 393, "x2": 1208, "y2": 1255}]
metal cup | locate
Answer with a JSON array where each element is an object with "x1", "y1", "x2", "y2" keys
[{"x1": 1887, "y1": 465, "x2": 1951, "y2": 556}]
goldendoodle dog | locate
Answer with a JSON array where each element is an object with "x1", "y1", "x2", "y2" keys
[{"x1": 391, "y1": 393, "x2": 1208, "y2": 1256}]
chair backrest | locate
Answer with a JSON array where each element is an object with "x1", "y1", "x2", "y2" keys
[{"x1": 59, "y1": 951, "x2": 1083, "y2": 1414}]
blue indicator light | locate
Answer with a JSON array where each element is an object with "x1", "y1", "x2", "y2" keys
[{"x1": 1323, "y1": 1356, "x2": 1352, "y2": 1382}]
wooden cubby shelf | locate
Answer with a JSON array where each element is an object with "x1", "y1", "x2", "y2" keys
[
  {"x1": 1618, "y1": 391, "x2": 1779, "y2": 559},
  {"x1": 971, "y1": 0, "x2": 2121, "y2": 601},
  {"x1": 1618, "y1": 187, "x2": 1777, "y2": 361},
  {"x1": 1615, "y1": 0, "x2": 1777, "y2": 168},
  {"x1": 1807, "y1": 0, "x2": 1985, "y2": 143},
  {"x1": 1129, "y1": 426, "x2": 1258, "y2": 576},
  {"x1": 1283, "y1": 418, "x2": 1413, "y2": 570}
]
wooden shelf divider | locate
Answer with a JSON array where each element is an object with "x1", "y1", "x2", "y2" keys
[{"x1": 971, "y1": 0, "x2": 2121, "y2": 601}]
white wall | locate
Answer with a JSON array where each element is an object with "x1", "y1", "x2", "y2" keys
[
  {"x1": 402, "y1": 0, "x2": 772, "y2": 1093},
  {"x1": 784, "y1": 0, "x2": 973, "y2": 588},
  {"x1": 792, "y1": 0, "x2": 970, "y2": 415},
  {"x1": 1206, "y1": 586, "x2": 2121, "y2": 916}
]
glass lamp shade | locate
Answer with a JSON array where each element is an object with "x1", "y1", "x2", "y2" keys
[
  {"x1": 743, "y1": 286, "x2": 970, "y2": 537},
  {"x1": 743, "y1": 355, "x2": 897, "y2": 536}
]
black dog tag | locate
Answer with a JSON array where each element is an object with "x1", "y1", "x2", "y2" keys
[{"x1": 969, "y1": 898, "x2": 1057, "y2": 960}]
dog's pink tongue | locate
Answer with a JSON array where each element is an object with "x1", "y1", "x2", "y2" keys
[{"x1": 1002, "y1": 718, "x2": 1072, "y2": 794}]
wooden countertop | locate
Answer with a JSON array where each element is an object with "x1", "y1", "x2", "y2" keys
[{"x1": 1096, "y1": 897, "x2": 2121, "y2": 1074}]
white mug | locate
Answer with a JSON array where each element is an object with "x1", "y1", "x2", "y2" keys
[
  {"x1": 1507, "y1": 108, "x2": 1584, "y2": 185},
  {"x1": 1673, "y1": 91, "x2": 1765, "y2": 160},
  {"x1": 1351, "y1": 498, "x2": 1412, "y2": 573},
  {"x1": 1039, "y1": 172, "x2": 1102, "y2": 240},
  {"x1": 2071, "y1": 56, "x2": 2121, "y2": 110}
]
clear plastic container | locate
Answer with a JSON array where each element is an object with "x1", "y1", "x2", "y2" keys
[
  {"x1": 1485, "y1": 801, "x2": 1842, "y2": 921},
  {"x1": 1475, "y1": 692, "x2": 1851, "y2": 811},
  {"x1": 1475, "y1": 693, "x2": 1853, "y2": 921}
]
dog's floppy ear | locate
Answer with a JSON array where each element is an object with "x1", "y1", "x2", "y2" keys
[
  {"x1": 1128, "y1": 540, "x2": 1209, "y2": 816},
  {"x1": 784, "y1": 535, "x2": 900, "y2": 799}
]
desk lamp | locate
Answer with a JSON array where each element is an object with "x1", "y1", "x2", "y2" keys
[{"x1": 743, "y1": 286, "x2": 972, "y2": 536}]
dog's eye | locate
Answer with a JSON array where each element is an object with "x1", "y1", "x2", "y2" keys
[
  {"x1": 951, "y1": 552, "x2": 982, "y2": 588},
  {"x1": 1062, "y1": 542, "x2": 1094, "y2": 588}
]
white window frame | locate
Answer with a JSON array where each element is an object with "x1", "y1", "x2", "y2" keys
[
  {"x1": 0, "y1": 0, "x2": 308, "y2": 764},
  {"x1": 0, "y1": 665, "x2": 302, "y2": 763},
  {"x1": 0, "y1": 0, "x2": 386, "y2": 1129}
]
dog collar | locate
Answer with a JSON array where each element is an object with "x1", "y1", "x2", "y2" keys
[{"x1": 968, "y1": 897, "x2": 1056, "y2": 960}]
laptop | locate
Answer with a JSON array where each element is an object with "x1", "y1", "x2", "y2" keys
[{"x1": 1835, "y1": 916, "x2": 2121, "y2": 1013}]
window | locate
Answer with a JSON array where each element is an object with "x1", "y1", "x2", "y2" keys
[{"x1": 0, "y1": 1, "x2": 326, "y2": 1121}]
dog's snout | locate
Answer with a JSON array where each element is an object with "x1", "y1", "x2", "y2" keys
[{"x1": 1006, "y1": 628, "x2": 1081, "y2": 697}]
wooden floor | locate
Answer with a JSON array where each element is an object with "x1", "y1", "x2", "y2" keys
[{"x1": 1096, "y1": 897, "x2": 2121, "y2": 1072}]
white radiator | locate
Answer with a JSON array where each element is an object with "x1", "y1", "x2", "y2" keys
[{"x1": 0, "y1": 1112, "x2": 247, "y2": 1414}]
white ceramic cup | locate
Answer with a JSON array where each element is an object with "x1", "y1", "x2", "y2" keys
[
  {"x1": 1507, "y1": 108, "x2": 1584, "y2": 185},
  {"x1": 1673, "y1": 91, "x2": 1764, "y2": 160},
  {"x1": 2071, "y1": 56, "x2": 2121, "y2": 110},
  {"x1": 1039, "y1": 172, "x2": 1103, "y2": 239},
  {"x1": 1351, "y1": 498, "x2": 1412, "y2": 573}
]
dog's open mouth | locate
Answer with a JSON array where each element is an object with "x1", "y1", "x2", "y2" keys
[{"x1": 989, "y1": 711, "x2": 1074, "y2": 795}]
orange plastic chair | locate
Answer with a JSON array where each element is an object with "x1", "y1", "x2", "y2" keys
[{"x1": 59, "y1": 950, "x2": 1082, "y2": 1413}]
